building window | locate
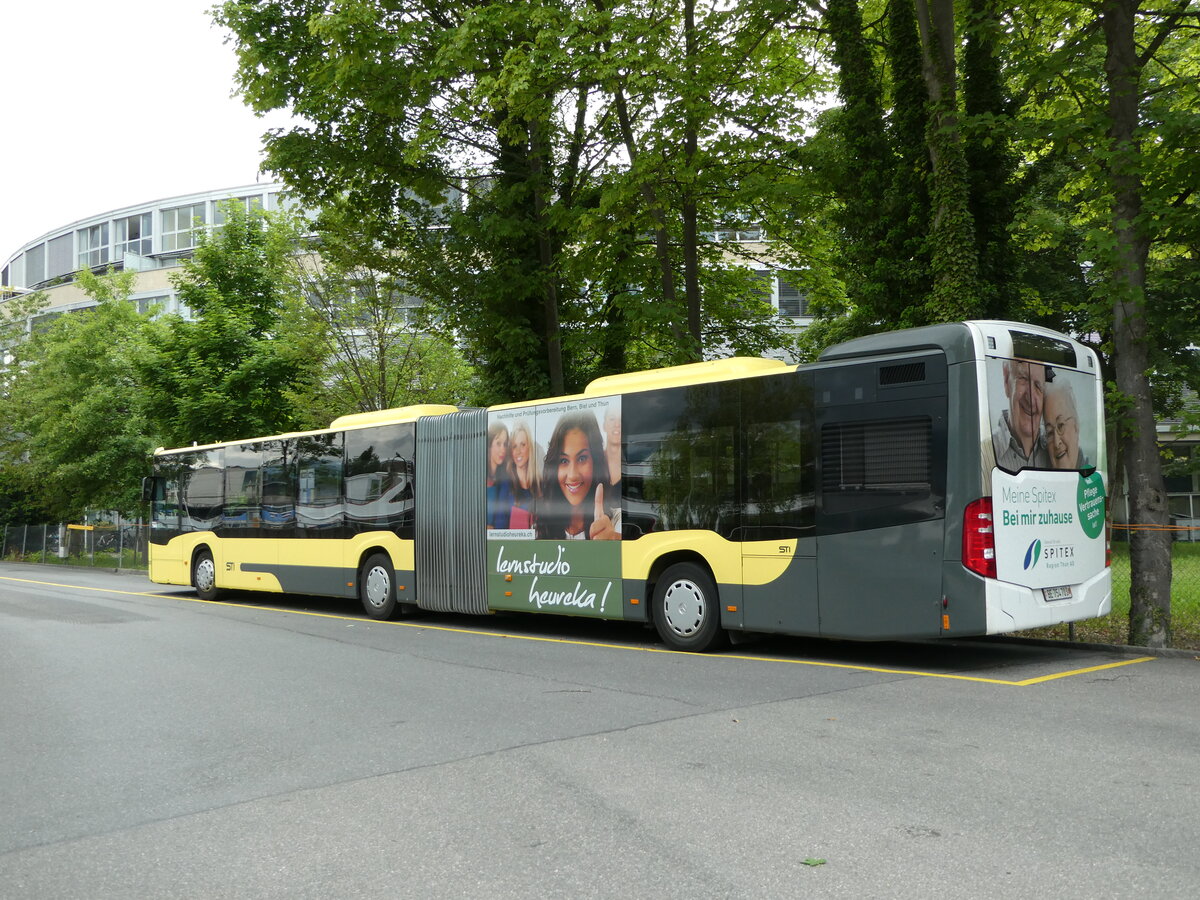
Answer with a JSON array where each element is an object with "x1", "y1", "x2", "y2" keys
[
  {"x1": 212, "y1": 194, "x2": 265, "y2": 225},
  {"x1": 753, "y1": 270, "x2": 810, "y2": 318},
  {"x1": 47, "y1": 233, "x2": 74, "y2": 281},
  {"x1": 77, "y1": 223, "x2": 110, "y2": 269},
  {"x1": 129, "y1": 294, "x2": 168, "y2": 316},
  {"x1": 5, "y1": 256, "x2": 24, "y2": 290},
  {"x1": 116, "y1": 213, "x2": 153, "y2": 257},
  {"x1": 161, "y1": 203, "x2": 208, "y2": 252},
  {"x1": 24, "y1": 244, "x2": 45, "y2": 286},
  {"x1": 710, "y1": 225, "x2": 765, "y2": 242},
  {"x1": 777, "y1": 275, "x2": 808, "y2": 317}
]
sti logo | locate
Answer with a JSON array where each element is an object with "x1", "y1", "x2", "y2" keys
[{"x1": 1023, "y1": 539, "x2": 1043, "y2": 571}]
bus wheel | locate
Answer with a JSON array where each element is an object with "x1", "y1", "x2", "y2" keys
[
  {"x1": 192, "y1": 550, "x2": 224, "y2": 602},
  {"x1": 360, "y1": 553, "x2": 398, "y2": 620},
  {"x1": 652, "y1": 562, "x2": 727, "y2": 652}
]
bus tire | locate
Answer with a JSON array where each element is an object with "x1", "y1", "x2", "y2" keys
[
  {"x1": 192, "y1": 550, "x2": 224, "y2": 602},
  {"x1": 360, "y1": 552, "x2": 398, "y2": 620},
  {"x1": 652, "y1": 562, "x2": 727, "y2": 652}
]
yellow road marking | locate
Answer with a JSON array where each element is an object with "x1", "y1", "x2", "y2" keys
[
  {"x1": 0, "y1": 573, "x2": 1158, "y2": 685},
  {"x1": 1, "y1": 574, "x2": 178, "y2": 600},
  {"x1": 1006, "y1": 657, "x2": 1155, "y2": 686}
]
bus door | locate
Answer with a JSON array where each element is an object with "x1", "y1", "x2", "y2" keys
[
  {"x1": 218, "y1": 441, "x2": 279, "y2": 591},
  {"x1": 738, "y1": 373, "x2": 820, "y2": 635},
  {"x1": 814, "y1": 359, "x2": 949, "y2": 639}
]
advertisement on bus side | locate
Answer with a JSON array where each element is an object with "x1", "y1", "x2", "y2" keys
[{"x1": 484, "y1": 396, "x2": 624, "y2": 618}]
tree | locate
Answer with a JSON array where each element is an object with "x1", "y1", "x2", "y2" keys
[
  {"x1": 0, "y1": 289, "x2": 48, "y2": 357},
  {"x1": 0, "y1": 269, "x2": 156, "y2": 519},
  {"x1": 1007, "y1": 0, "x2": 1198, "y2": 646},
  {"x1": 216, "y1": 0, "x2": 817, "y2": 401},
  {"x1": 292, "y1": 215, "x2": 479, "y2": 417},
  {"x1": 216, "y1": 0, "x2": 582, "y2": 402},
  {"x1": 809, "y1": 0, "x2": 1200, "y2": 645},
  {"x1": 583, "y1": 0, "x2": 816, "y2": 365},
  {"x1": 1095, "y1": 0, "x2": 1197, "y2": 647},
  {"x1": 138, "y1": 202, "x2": 325, "y2": 447}
]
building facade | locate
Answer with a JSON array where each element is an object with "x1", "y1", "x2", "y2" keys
[
  {"x1": 2, "y1": 184, "x2": 295, "y2": 329},
  {"x1": 1, "y1": 185, "x2": 814, "y2": 340}
]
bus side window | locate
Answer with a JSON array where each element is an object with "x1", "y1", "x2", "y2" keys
[{"x1": 296, "y1": 433, "x2": 345, "y2": 533}]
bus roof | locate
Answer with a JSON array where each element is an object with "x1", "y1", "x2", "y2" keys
[
  {"x1": 153, "y1": 403, "x2": 460, "y2": 456},
  {"x1": 817, "y1": 320, "x2": 1096, "y2": 371},
  {"x1": 328, "y1": 404, "x2": 459, "y2": 430},
  {"x1": 818, "y1": 321, "x2": 979, "y2": 366},
  {"x1": 585, "y1": 356, "x2": 792, "y2": 395},
  {"x1": 489, "y1": 357, "x2": 793, "y2": 412}
]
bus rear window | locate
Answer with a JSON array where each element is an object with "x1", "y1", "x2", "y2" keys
[{"x1": 1009, "y1": 330, "x2": 1077, "y2": 367}]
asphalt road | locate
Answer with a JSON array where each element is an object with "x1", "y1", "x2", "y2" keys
[{"x1": 1, "y1": 562, "x2": 1197, "y2": 899}]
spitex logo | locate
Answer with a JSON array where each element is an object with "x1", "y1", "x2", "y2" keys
[{"x1": 1023, "y1": 539, "x2": 1043, "y2": 570}]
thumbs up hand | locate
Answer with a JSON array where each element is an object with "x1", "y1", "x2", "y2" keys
[{"x1": 589, "y1": 483, "x2": 617, "y2": 540}]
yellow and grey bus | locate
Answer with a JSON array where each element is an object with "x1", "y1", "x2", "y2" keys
[{"x1": 146, "y1": 320, "x2": 1111, "y2": 651}]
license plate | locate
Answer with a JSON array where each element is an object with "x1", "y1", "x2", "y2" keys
[{"x1": 1043, "y1": 585, "x2": 1073, "y2": 601}]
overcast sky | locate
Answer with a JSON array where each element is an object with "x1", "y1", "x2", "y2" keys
[{"x1": 2, "y1": 0, "x2": 293, "y2": 266}]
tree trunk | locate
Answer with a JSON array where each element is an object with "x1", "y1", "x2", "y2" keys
[
  {"x1": 681, "y1": 0, "x2": 702, "y2": 360},
  {"x1": 611, "y1": 84, "x2": 685, "y2": 349},
  {"x1": 530, "y1": 122, "x2": 565, "y2": 396},
  {"x1": 1101, "y1": 0, "x2": 1172, "y2": 647},
  {"x1": 914, "y1": 0, "x2": 981, "y2": 321}
]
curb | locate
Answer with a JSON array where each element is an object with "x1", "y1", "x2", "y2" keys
[{"x1": 988, "y1": 635, "x2": 1199, "y2": 660}]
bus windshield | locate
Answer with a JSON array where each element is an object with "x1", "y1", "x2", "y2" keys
[{"x1": 986, "y1": 357, "x2": 1099, "y2": 472}]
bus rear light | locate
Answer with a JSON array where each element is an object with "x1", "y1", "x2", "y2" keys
[
  {"x1": 1106, "y1": 522, "x2": 1112, "y2": 568},
  {"x1": 963, "y1": 498, "x2": 997, "y2": 579}
]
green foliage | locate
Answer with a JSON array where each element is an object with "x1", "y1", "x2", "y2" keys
[
  {"x1": 138, "y1": 203, "x2": 326, "y2": 446},
  {"x1": 0, "y1": 289, "x2": 49, "y2": 354},
  {"x1": 216, "y1": 0, "x2": 821, "y2": 403},
  {"x1": 0, "y1": 269, "x2": 156, "y2": 519},
  {"x1": 293, "y1": 213, "x2": 480, "y2": 418}
]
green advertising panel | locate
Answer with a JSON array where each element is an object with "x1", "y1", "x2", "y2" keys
[
  {"x1": 1077, "y1": 471, "x2": 1105, "y2": 540},
  {"x1": 487, "y1": 541, "x2": 624, "y2": 619}
]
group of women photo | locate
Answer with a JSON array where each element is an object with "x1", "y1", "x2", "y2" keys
[{"x1": 486, "y1": 399, "x2": 623, "y2": 542}]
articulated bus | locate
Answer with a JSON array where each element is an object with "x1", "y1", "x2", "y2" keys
[{"x1": 146, "y1": 320, "x2": 1111, "y2": 651}]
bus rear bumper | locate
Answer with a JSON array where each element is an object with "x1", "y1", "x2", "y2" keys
[{"x1": 985, "y1": 567, "x2": 1112, "y2": 634}]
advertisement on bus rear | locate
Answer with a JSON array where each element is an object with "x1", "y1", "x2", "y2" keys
[
  {"x1": 992, "y1": 468, "x2": 1106, "y2": 589},
  {"x1": 986, "y1": 357, "x2": 1099, "y2": 474},
  {"x1": 986, "y1": 356, "x2": 1105, "y2": 589}
]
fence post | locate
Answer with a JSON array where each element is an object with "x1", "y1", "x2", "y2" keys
[
  {"x1": 1, "y1": 524, "x2": 7, "y2": 559},
  {"x1": 22, "y1": 525, "x2": 28, "y2": 559},
  {"x1": 42, "y1": 525, "x2": 47, "y2": 564},
  {"x1": 118, "y1": 516, "x2": 124, "y2": 567}
]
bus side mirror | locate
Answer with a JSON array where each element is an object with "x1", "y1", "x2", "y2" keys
[{"x1": 141, "y1": 477, "x2": 160, "y2": 503}]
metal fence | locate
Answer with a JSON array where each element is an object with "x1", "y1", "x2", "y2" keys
[{"x1": 1, "y1": 513, "x2": 148, "y2": 569}]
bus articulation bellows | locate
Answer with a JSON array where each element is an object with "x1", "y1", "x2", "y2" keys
[{"x1": 146, "y1": 321, "x2": 1111, "y2": 651}]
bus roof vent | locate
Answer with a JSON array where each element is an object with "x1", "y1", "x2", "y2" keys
[{"x1": 879, "y1": 362, "x2": 926, "y2": 386}]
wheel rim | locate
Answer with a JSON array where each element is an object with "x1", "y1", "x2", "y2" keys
[
  {"x1": 662, "y1": 578, "x2": 706, "y2": 637},
  {"x1": 364, "y1": 565, "x2": 391, "y2": 610},
  {"x1": 195, "y1": 557, "x2": 216, "y2": 593}
]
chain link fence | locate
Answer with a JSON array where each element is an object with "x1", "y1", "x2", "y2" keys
[
  {"x1": 1, "y1": 512, "x2": 148, "y2": 570},
  {"x1": 1105, "y1": 524, "x2": 1200, "y2": 649}
]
